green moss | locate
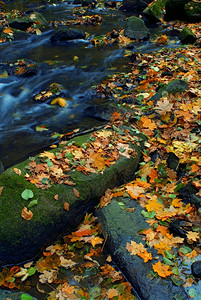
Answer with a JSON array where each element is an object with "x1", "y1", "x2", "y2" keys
[{"x1": 143, "y1": 0, "x2": 167, "y2": 20}]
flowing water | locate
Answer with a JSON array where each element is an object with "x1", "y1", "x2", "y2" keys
[{"x1": 0, "y1": 0, "x2": 180, "y2": 169}]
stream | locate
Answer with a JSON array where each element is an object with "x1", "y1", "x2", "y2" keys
[{"x1": 0, "y1": 0, "x2": 181, "y2": 170}]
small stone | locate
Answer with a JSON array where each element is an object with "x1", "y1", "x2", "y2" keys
[{"x1": 191, "y1": 261, "x2": 201, "y2": 278}]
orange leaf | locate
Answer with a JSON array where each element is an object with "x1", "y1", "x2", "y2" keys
[
  {"x1": 107, "y1": 288, "x2": 118, "y2": 299},
  {"x1": 64, "y1": 202, "x2": 69, "y2": 211},
  {"x1": 74, "y1": 230, "x2": 92, "y2": 237},
  {"x1": 21, "y1": 207, "x2": 33, "y2": 220},
  {"x1": 191, "y1": 164, "x2": 200, "y2": 173},
  {"x1": 149, "y1": 168, "x2": 157, "y2": 183},
  {"x1": 152, "y1": 261, "x2": 172, "y2": 277},
  {"x1": 89, "y1": 151, "x2": 106, "y2": 171},
  {"x1": 73, "y1": 188, "x2": 80, "y2": 198},
  {"x1": 13, "y1": 168, "x2": 21, "y2": 176},
  {"x1": 140, "y1": 115, "x2": 156, "y2": 130},
  {"x1": 54, "y1": 194, "x2": 58, "y2": 201},
  {"x1": 3, "y1": 28, "x2": 13, "y2": 34},
  {"x1": 91, "y1": 236, "x2": 104, "y2": 247},
  {"x1": 126, "y1": 185, "x2": 145, "y2": 199}
]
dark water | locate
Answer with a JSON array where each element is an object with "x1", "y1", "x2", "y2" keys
[{"x1": 0, "y1": 0, "x2": 181, "y2": 169}]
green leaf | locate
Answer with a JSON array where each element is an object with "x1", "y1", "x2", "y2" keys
[
  {"x1": 27, "y1": 267, "x2": 36, "y2": 276},
  {"x1": 179, "y1": 245, "x2": 192, "y2": 254},
  {"x1": 28, "y1": 199, "x2": 38, "y2": 208},
  {"x1": 163, "y1": 257, "x2": 174, "y2": 266},
  {"x1": 47, "y1": 161, "x2": 53, "y2": 167},
  {"x1": 171, "y1": 276, "x2": 183, "y2": 286},
  {"x1": 164, "y1": 251, "x2": 174, "y2": 260},
  {"x1": 172, "y1": 266, "x2": 179, "y2": 276},
  {"x1": 141, "y1": 210, "x2": 156, "y2": 219},
  {"x1": 21, "y1": 294, "x2": 34, "y2": 300},
  {"x1": 21, "y1": 189, "x2": 34, "y2": 200}
]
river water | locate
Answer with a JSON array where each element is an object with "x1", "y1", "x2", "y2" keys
[{"x1": 0, "y1": 0, "x2": 180, "y2": 169}]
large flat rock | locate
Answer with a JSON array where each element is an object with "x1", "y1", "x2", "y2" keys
[{"x1": 0, "y1": 125, "x2": 143, "y2": 266}]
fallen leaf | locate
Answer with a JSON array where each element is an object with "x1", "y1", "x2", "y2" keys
[
  {"x1": 73, "y1": 188, "x2": 80, "y2": 198},
  {"x1": 13, "y1": 168, "x2": 21, "y2": 176},
  {"x1": 21, "y1": 207, "x2": 33, "y2": 220},
  {"x1": 0, "y1": 186, "x2": 4, "y2": 196},
  {"x1": 64, "y1": 202, "x2": 69, "y2": 211},
  {"x1": 107, "y1": 288, "x2": 119, "y2": 299},
  {"x1": 152, "y1": 261, "x2": 172, "y2": 277},
  {"x1": 54, "y1": 194, "x2": 58, "y2": 201},
  {"x1": 91, "y1": 236, "x2": 104, "y2": 247}
]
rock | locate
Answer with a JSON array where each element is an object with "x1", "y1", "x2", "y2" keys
[
  {"x1": 0, "y1": 290, "x2": 37, "y2": 300},
  {"x1": 179, "y1": 27, "x2": 197, "y2": 44},
  {"x1": 165, "y1": 0, "x2": 190, "y2": 21},
  {"x1": 7, "y1": 12, "x2": 48, "y2": 31},
  {"x1": 73, "y1": 0, "x2": 97, "y2": 7},
  {"x1": 179, "y1": 182, "x2": 201, "y2": 209},
  {"x1": 0, "y1": 28, "x2": 30, "y2": 42},
  {"x1": 151, "y1": 79, "x2": 189, "y2": 101},
  {"x1": 5, "y1": 59, "x2": 39, "y2": 77},
  {"x1": 191, "y1": 261, "x2": 201, "y2": 278},
  {"x1": 96, "y1": 197, "x2": 188, "y2": 300},
  {"x1": 124, "y1": 16, "x2": 150, "y2": 40},
  {"x1": 121, "y1": 0, "x2": 152, "y2": 12},
  {"x1": 50, "y1": 28, "x2": 86, "y2": 43},
  {"x1": 184, "y1": 1, "x2": 201, "y2": 22},
  {"x1": 143, "y1": 0, "x2": 167, "y2": 22},
  {"x1": 0, "y1": 126, "x2": 143, "y2": 265}
]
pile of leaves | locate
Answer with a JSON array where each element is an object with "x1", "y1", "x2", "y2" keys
[
  {"x1": 50, "y1": 14, "x2": 102, "y2": 27},
  {"x1": 33, "y1": 82, "x2": 64, "y2": 104},
  {"x1": 90, "y1": 29, "x2": 132, "y2": 47},
  {"x1": 0, "y1": 213, "x2": 136, "y2": 299}
]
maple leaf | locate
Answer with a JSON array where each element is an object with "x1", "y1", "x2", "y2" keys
[
  {"x1": 152, "y1": 261, "x2": 172, "y2": 277},
  {"x1": 91, "y1": 236, "x2": 104, "y2": 247},
  {"x1": 140, "y1": 115, "x2": 157, "y2": 130},
  {"x1": 155, "y1": 98, "x2": 173, "y2": 115},
  {"x1": 21, "y1": 207, "x2": 33, "y2": 221},
  {"x1": 127, "y1": 185, "x2": 145, "y2": 199},
  {"x1": 126, "y1": 241, "x2": 152, "y2": 262},
  {"x1": 3, "y1": 28, "x2": 13, "y2": 34},
  {"x1": 89, "y1": 151, "x2": 106, "y2": 171},
  {"x1": 60, "y1": 257, "x2": 76, "y2": 268},
  {"x1": 95, "y1": 130, "x2": 112, "y2": 138},
  {"x1": 107, "y1": 288, "x2": 119, "y2": 299},
  {"x1": 39, "y1": 151, "x2": 55, "y2": 160},
  {"x1": 146, "y1": 198, "x2": 163, "y2": 212},
  {"x1": 187, "y1": 231, "x2": 200, "y2": 242}
]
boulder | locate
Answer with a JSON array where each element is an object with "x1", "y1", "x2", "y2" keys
[
  {"x1": 5, "y1": 59, "x2": 39, "y2": 77},
  {"x1": 179, "y1": 182, "x2": 201, "y2": 209},
  {"x1": 50, "y1": 28, "x2": 86, "y2": 43},
  {"x1": 0, "y1": 126, "x2": 143, "y2": 265},
  {"x1": 0, "y1": 290, "x2": 37, "y2": 300},
  {"x1": 179, "y1": 27, "x2": 197, "y2": 44},
  {"x1": 124, "y1": 16, "x2": 150, "y2": 40},
  {"x1": 151, "y1": 79, "x2": 189, "y2": 101},
  {"x1": 191, "y1": 261, "x2": 201, "y2": 278},
  {"x1": 165, "y1": 0, "x2": 190, "y2": 21},
  {"x1": 121, "y1": 0, "x2": 152, "y2": 12},
  {"x1": 7, "y1": 12, "x2": 48, "y2": 31},
  {"x1": 143, "y1": 0, "x2": 167, "y2": 22},
  {"x1": 184, "y1": 1, "x2": 201, "y2": 22},
  {"x1": 96, "y1": 197, "x2": 188, "y2": 300},
  {"x1": 0, "y1": 28, "x2": 30, "y2": 42}
]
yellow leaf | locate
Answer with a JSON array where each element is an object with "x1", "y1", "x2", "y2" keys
[
  {"x1": 146, "y1": 198, "x2": 163, "y2": 212},
  {"x1": 91, "y1": 236, "x2": 104, "y2": 247},
  {"x1": 35, "y1": 28, "x2": 42, "y2": 35},
  {"x1": 187, "y1": 231, "x2": 199, "y2": 242},
  {"x1": 58, "y1": 98, "x2": 67, "y2": 107}
]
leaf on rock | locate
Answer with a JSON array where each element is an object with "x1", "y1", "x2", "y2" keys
[
  {"x1": 64, "y1": 202, "x2": 70, "y2": 211},
  {"x1": 39, "y1": 151, "x2": 55, "y2": 160},
  {"x1": 152, "y1": 261, "x2": 172, "y2": 278},
  {"x1": 146, "y1": 198, "x2": 163, "y2": 212},
  {"x1": 91, "y1": 236, "x2": 104, "y2": 248},
  {"x1": 107, "y1": 288, "x2": 119, "y2": 299},
  {"x1": 73, "y1": 188, "x2": 80, "y2": 198},
  {"x1": 186, "y1": 231, "x2": 199, "y2": 242},
  {"x1": 13, "y1": 168, "x2": 21, "y2": 176},
  {"x1": 21, "y1": 189, "x2": 34, "y2": 200},
  {"x1": 0, "y1": 186, "x2": 3, "y2": 196},
  {"x1": 127, "y1": 185, "x2": 146, "y2": 199},
  {"x1": 89, "y1": 151, "x2": 107, "y2": 171},
  {"x1": 140, "y1": 115, "x2": 157, "y2": 131},
  {"x1": 21, "y1": 207, "x2": 33, "y2": 220}
]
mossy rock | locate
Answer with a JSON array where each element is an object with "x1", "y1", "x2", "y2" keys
[
  {"x1": 184, "y1": 1, "x2": 201, "y2": 22},
  {"x1": 179, "y1": 27, "x2": 196, "y2": 44},
  {"x1": 7, "y1": 12, "x2": 49, "y2": 31},
  {"x1": 96, "y1": 197, "x2": 188, "y2": 299},
  {"x1": 0, "y1": 28, "x2": 30, "y2": 42},
  {"x1": 143, "y1": 0, "x2": 167, "y2": 22},
  {"x1": 120, "y1": 0, "x2": 152, "y2": 12},
  {"x1": 0, "y1": 127, "x2": 143, "y2": 265},
  {"x1": 124, "y1": 16, "x2": 150, "y2": 40},
  {"x1": 0, "y1": 290, "x2": 37, "y2": 300}
]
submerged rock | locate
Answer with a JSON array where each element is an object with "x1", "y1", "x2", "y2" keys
[
  {"x1": 5, "y1": 59, "x2": 39, "y2": 77},
  {"x1": 50, "y1": 28, "x2": 86, "y2": 43},
  {"x1": 124, "y1": 16, "x2": 150, "y2": 40}
]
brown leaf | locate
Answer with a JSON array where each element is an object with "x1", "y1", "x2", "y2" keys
[
  {"x1": 73, "y1": 188, "x2": 80, "y2": 198},
  {"x1": 64, "y1": 202, "x2": 70, "y2": 211},
  {"x1": 54, "y1": 194, "x2": 58, "y2": 201},
  {"x1": 21, "y1": 207, "x2": 33, "y2": 220}
]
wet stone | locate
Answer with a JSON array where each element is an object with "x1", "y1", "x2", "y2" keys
[{"x1": 191, "y1": 261, "x2": 201, "y2": 278}]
